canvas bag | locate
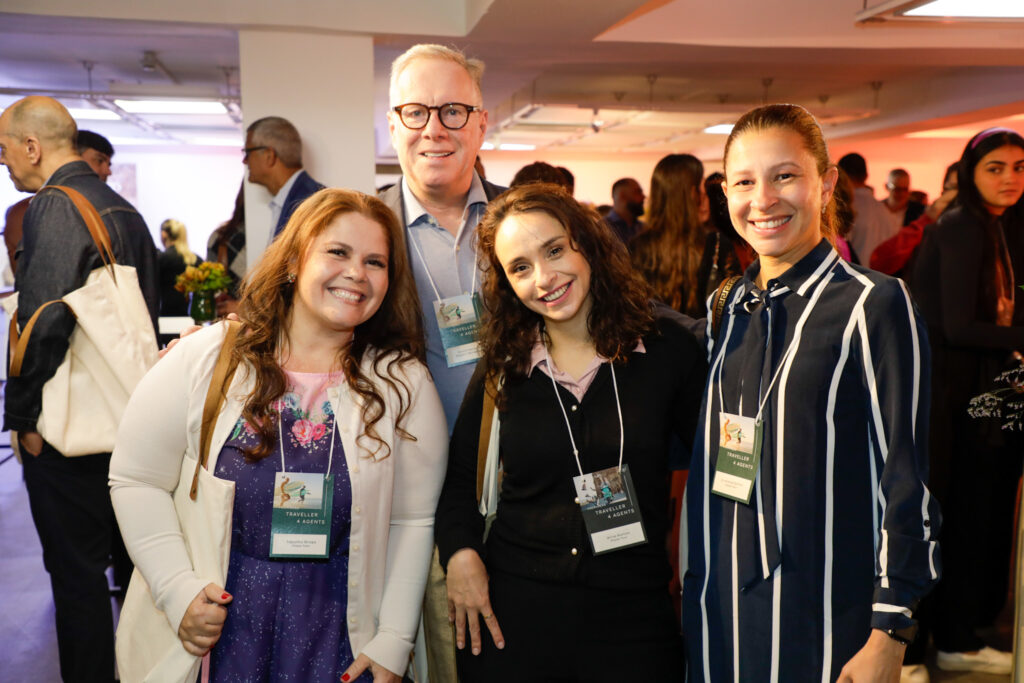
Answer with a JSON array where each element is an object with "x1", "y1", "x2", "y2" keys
[
  {"x1": 115, "y1": 321, "x2": 240, "y2": 683},
  {"x1": 6, "y1": 185, "x2": 158, "y2": 456}
]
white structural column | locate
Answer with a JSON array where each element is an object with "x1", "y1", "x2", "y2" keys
[{"x1": 239, "y1": 30, "x2": 375, "y2": 262}]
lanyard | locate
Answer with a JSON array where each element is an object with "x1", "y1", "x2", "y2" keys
[
  {"x1": 277, "y1": 392, "x2": 340, "y2": 475},
  {"x1": 408, "y1": 217, "x2": 478, "y2": 301},
  {"x1": 544, "y1": 346, "x2": 625, "y2": 476},
  {"x1": 714, "y1": 285, "x2": 800, "y2": 424}
]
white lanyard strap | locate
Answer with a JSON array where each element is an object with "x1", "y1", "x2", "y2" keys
[
  {"x1": 277, "y1": 392, "x2": 339, "y2": 475},
  {"x1": 544, "y1": 347, "x2": 625, "y2": 476},
  {"x1": 408, "y1": 218, "x2": 477, "y2": 301}
]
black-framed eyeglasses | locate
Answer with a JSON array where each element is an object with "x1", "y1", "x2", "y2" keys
[
  {"x1": 391, "y1": 102, "x2": 481, "y2": 130},
  {"x1": 242, "y1": 145, "x2": 268, "y2": 158}
]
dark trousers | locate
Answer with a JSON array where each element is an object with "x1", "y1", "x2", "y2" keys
[
  {"x1": 21, "y1": 442, "x2": 116, "y2": 683},
  {"x1": 458, "y1": 570, "x2": 684, "y2": 682}
]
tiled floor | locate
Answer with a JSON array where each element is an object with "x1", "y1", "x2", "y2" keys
[{"x1": 0, "y1": 440, "x2": 1015, "y2": 682}]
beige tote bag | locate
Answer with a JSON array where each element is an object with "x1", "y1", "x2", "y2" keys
[{"x1": 7, "y1": 185, "x2": 158, "y2": 456}]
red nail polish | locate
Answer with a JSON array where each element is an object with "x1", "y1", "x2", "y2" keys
[
  {"x1": 221, "y1": 593, "x2": 230, "y2": 600},
  {"x1": 341, "y1": 674, "x2": 351, "y2": 682}
]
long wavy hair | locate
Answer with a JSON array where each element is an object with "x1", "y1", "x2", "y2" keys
[
  {"x1": 476, "y1": 183, "x2": 654, "y2": 388},
  {"x1": 630, "y1": 154, "x2": 706, "y2": 314},
  {"x1": 723, "y1": 103, "x2": 839, "y2": 244},
  {"x1": 234, "y1": 188, "x2": 425, "y2": 460}
]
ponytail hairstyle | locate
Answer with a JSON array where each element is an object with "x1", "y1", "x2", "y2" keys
[
  {"x1": 723, "y1": 103, "x2": 839, "y2": 244},
  {"x1": 160, "y1": 219, "x2": 198, "y2": 266}
]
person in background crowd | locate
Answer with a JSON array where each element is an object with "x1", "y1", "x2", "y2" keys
[
  {"x1": 685, "y1": 104, "x2": 938, "y2": 682},
  {"x1": 832, "y1": 167, "x2": 858, "y2": 262},
  {"x1": 158, "y1": 218, "x2": 200, "y2": 316},
  {"x1": 0, "y1": 95, "x2": 159, "y2": 683},
  {"x1": 881, "y1": 168, "x2": 926, "y2": 233},
  {"x1": 3, "y1": 196, "x2": 29, "y2": 274},
  {"x1": 378, "y1": 42, "x2": 504, "y2": 682},
  {"x1": 870, "y1": 163, "x2": 958, "y2": 278},
  {"x1": 208, "y1": 182, "x2": 247, "y2": 318},
  {"x1": 908, "y1": 128, "x2": 1024, "y2": 677},
  {"x1": 705, "y1": 171, "x2": 754, "y2": 270},
  {"x1": 838, "y1": 152, "x2": 893, "y2": 264},
  {"x1": 110, "y1": 189, "x2": 447, "y2": 682},
  {"x1": 243, "y1": 116, "x2": 325, "y2": 242},
  {"x1": 437, "y1": 183, "x2": 706, "y2": 682},
  {"x1": 76, "y1": 129, "x2": 114, "y2": 183},
  {"x1": 631, "y1": 154, "x2": 740, "y2": 318},
  {"x1": 510, "y1": 161, "x2": 572, "y2": 190},
  {"x1": 604, "y1": 177, "x2": 645, "y2": 246}
]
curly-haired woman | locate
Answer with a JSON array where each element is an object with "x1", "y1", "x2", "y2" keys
[{"x1": 435, "y1": 183, "x2": 707, "y2": 681}]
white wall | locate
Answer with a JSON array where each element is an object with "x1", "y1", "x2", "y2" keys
[{"x1": 1, "y1": 146, "x2": 242, "y2": 259}]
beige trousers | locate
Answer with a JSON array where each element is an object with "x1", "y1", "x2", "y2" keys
[{"x1": 421, "y1": 546, "x2": 459, "y2": 682}]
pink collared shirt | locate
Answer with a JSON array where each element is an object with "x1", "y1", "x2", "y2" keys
[{"x1": 527, "y1": 335, "x2": 646, "y2": 402}]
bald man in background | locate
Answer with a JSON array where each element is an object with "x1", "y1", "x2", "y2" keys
[{"x1": 0, "y1": 96, "x2": 158, "y2": 682}]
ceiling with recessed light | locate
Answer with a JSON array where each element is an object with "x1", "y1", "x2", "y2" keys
[{"x1": 1, "y1": 0, "x2": 1022, "y2": 158}]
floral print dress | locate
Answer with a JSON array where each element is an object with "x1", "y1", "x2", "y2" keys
[{"x1": 209, "y1": 371, "x2": 372, "y2": 682}]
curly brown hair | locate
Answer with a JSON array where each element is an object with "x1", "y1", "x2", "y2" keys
[
  {"x1": 476, "y1": 183, "x2": 654, "y2": 384},
  {"x1": 233, "y1": 188, "x2": 425, "y2": 460}
]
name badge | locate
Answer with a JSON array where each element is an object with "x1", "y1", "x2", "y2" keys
[
  {"x1": 434, "y1": 293, "x2": 483, "y2": 368},
  {"x1": 711, "y1": 412, "x2": 763, "y2": 504},
  {"x1": 573, "y1": 464, "x2": 647, "y2": 555},
  {"x1": 270, "y1": 471, "x2": 333, "y2": 559}
]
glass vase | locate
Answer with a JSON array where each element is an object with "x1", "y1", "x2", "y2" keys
[{"x1": 189, "y1": 290, "x2": 216, "y2": 324}]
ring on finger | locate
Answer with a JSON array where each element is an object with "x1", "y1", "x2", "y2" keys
[{"x1": 482, "y1": 613, "x2": 493, "y2": 619}]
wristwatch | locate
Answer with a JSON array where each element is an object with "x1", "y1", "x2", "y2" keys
[{"x1": 881, "y1": 625, "x2": 917, "y2": 646}]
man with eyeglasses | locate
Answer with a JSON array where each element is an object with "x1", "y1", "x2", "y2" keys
[
  {"x1": 378, "y1": 43, "x2": 504, "y2": 683},
  {"x1": 881, "y1": 168, "x2": 926, "y2": 235},
  {"x1": 243, "y1": 116, "x2": 324, "y2": 242}
]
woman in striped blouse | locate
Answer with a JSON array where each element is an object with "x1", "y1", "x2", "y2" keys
[{"x1": 682, "y1": 104, "x2": 939, "y2": 682}]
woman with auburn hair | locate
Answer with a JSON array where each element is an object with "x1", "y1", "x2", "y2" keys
[
  {"x1": 110, "y1": 188, "x2": 447, "y2": 682},
  {"x1": 684, "y1": 104, "x2": 938, "y2": 682},
  {"x1": 435, "y1": 183, "x2": 707, "y2": 681},
  {"x1": 631, "y1": 153, "x2": 741, "y2": 317}
]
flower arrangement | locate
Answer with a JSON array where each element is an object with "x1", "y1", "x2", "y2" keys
[
  {"x1": 969, "y1": 353, "x2": 1024, "y2": 431},
  {"x1": 174, "y1": 261, "x2": 233, "y2": 294}
]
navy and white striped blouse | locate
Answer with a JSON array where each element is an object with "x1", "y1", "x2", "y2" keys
[{"x1": 682, "y1": 239, "x2": 940, "y2": 683}]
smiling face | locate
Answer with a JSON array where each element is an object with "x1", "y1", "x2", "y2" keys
[
  {"x1": 388, "y1": 57, "x2": 487, "y2": 203},
  {"x1": 973, "y1": 144, "x2": 1024, "y2": 216},
  {"x1": 724, "y1": 126, "x2": 836, "y2": 283},
  {"x1": 290, "y1": 212, "x2": 390, "y2": 345},
  {"x1": 493, "y1": 210, "x2": 592, "y2": 332}
]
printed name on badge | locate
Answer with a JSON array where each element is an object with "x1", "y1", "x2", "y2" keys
[
  {"x1": 711, "y1": 412, "x2": 762, "y2": 505},
  {"x1": 573, "y1": 464, "x2": 647, "y2": 555},
  {"x1": 435, "y1": 292, "x2": 484, "y2": 367},
  {"x1": 270, "y1": 471, "x2": 333, "y2": 559}
]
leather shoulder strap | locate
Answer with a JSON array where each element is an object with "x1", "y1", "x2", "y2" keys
[
  {"x1": 476, "y1": 373, "x2": 499, "y2": 503},
  {"x1": 46, "y1": 185, "x2": 117, "y2": 275},
  {"x1": 190, "y1": 321, "x2": 242, "y2": 500},
  {"x1": 712, "y1": 275, "x2": 742, "y2": 338},
  {"x1": 8, "y1": 300, "x2": 71, "y2": 377}
]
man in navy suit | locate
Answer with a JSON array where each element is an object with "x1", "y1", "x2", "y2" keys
[{"x1": 243, "y1": 116, "x2": 324, "y2": 241}]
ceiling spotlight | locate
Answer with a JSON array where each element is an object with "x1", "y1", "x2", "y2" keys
[
  {"x1": 140, "y1": 51, "x2": 158, "y2": 72},
  {"x1": 857, "y1": 0, "x2": 1024, "y2": 22},
  {"x1": 591, "y1": 108, "x2": 604, "y2": 133}
]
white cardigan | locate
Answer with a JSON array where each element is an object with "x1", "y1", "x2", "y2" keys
[{"x1": 109, "y1": 323, "x2": 448, "y2": 676}]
